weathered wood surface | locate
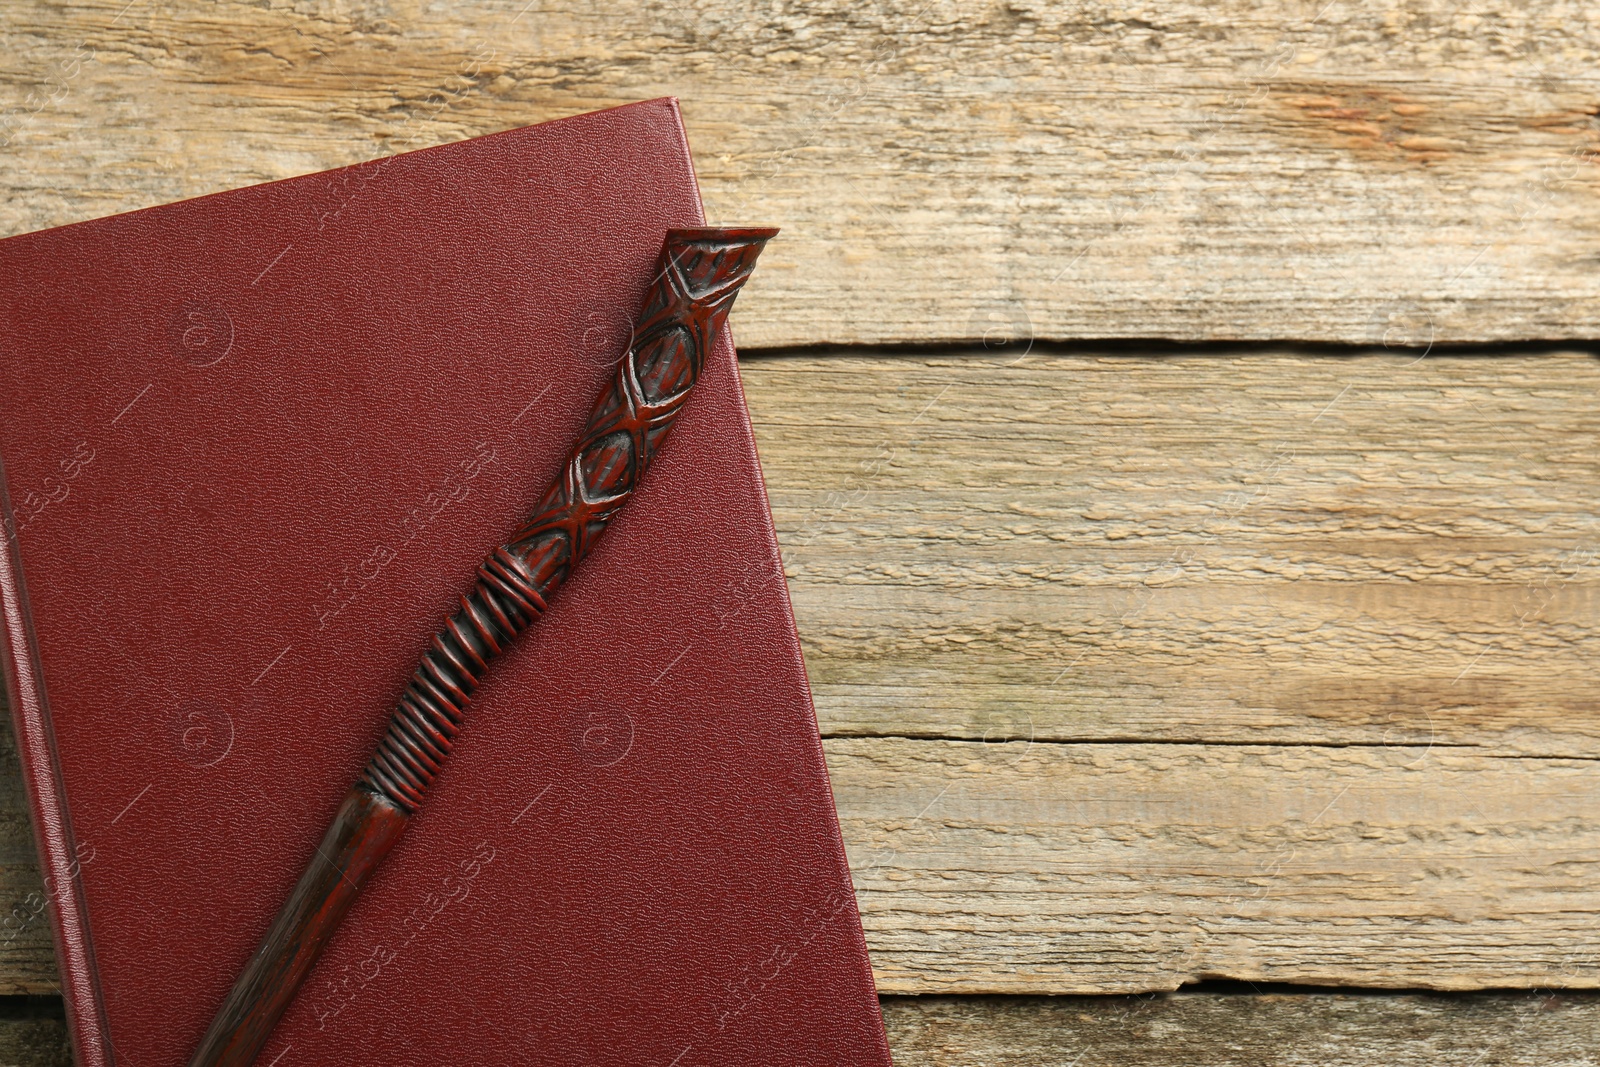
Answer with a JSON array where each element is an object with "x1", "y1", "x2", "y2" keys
[
  {"x1": 3, "y1": 1, "x2": 1600, "y2": 347},
  {"x1": 787, "y1": 348, "x2": 1600, "y2": 994},
  {"x1": 882, "y1": 992, "x2": 1600, "y2": 1066},
  {"x1": 752, "y1": 348, "x2": 1600, "y2": 756},
  {"x1": 0, "y1": 719, "x2": 64, "y2": 998},
  {"x1": 836, "y1": 737, "x2": 1600, "y2": 993},
  {"x1": 0, "y1": 1011, "x2": 70, "y2": 1067},
  {"x1": 5, "y1": 993, "x2": 1600, "y2": 1067}
]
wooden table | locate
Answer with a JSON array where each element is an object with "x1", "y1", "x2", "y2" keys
[{"x1": 3, "y1": 1, "x2": 1600, "y2": 1062}]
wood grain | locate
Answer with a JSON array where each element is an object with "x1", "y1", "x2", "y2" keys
[
  {"x1": 881, "y1": 992, "x2": 1600, "y2": 1066},
  {"x1": 0, "y1": 715, "x2": 63, "y2": 998},
  {"x1": 746, "y1": 348, "x2": 1600, "y2": 755},
  {"x1": 2, "y1": 1, "x2": 1600, "y2": 346},
  {"x1": 833, "y1": 736, "x2": 1600, "y2": 994},
  {"x1": 0, "y1": 1011, "x2": 70, "y2": 1067}
]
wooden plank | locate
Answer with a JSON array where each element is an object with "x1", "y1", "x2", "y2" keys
[
  {"x1": 834, "y1": 737, "x2": 1600, "y2": 994},
  {"x1": 0, "y1": 720, "x2": 62, "y2": 997},
  {"x1": 3, "y1": 1, "x2": 1600, "y2": 346},
  {"x1": 0, "y1": 1012, "x2": 69, "y2": 1067},
  {"x1": 745, "y1": 349, "x2": 1600, "y2": 755},
  {"x1": 881, "y1": 991, "x2": 1600, "y2": 1066}
]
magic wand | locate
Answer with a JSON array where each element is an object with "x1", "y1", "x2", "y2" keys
[{"x1": 188, "y1": 227, "x2": 777, "y2": 1066}]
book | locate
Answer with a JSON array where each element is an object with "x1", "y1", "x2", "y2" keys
[{"x1": 0, "y1": 98, "x2": 892, "y2": 1066}]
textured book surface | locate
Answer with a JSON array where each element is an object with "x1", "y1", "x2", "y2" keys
[{"x1": 0, "y1": 99, "x2": 890, "y2": 1066}]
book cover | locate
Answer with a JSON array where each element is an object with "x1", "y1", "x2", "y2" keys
[{"x1": 0, "y1": 98, "x2": 891, "y2": 1066}]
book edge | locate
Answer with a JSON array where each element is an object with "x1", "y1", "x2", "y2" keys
[
  {"x1": 713, "y1": 344, "x2": 896, "y2": 1065},
  {"x1": 669, "y1": 94, "x2": 892, "y2": 1060},
  {"x1": 0, "y1": 451, "x2": 113, "y2": 1067},
  {"x1": 661, "y1": 96, "x2": 708, "y2": 225}
]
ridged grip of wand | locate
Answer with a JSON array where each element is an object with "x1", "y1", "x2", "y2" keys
[{"x1": 188, "y1": 227, "x2": 777, "y2": 1067}]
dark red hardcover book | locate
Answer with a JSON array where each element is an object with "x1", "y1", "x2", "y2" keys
[{"x1": 0, "y1": 98, "x2": 891, "y2": 1066}]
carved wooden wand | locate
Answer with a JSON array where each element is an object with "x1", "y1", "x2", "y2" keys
[{"x1": 189, "y1": 227, "x2": 777, "y2": 1066}]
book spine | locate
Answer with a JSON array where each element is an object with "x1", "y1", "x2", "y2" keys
[{"x1": 0, "y1": 452, "x2": 114, "y2": 1067}]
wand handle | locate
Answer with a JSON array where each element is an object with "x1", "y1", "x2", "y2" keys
[{"x1": 189, "y1": 227, "x2": 777, "y2": 1067}]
